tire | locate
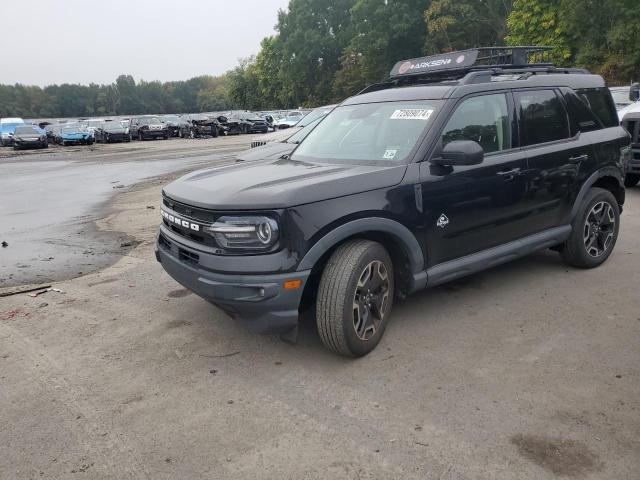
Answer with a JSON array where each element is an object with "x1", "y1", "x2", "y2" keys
[
  {"x1": 624, "y1": 174, "x2": 639, "y2": 188},
  {"x1": 561, "y1": 187, "x2": 619, "y2": 268},
  {"x1": 316, "y1": 240, "x2": 394, "y2": 357}
]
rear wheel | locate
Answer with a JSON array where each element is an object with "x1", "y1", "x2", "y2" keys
[
  {"x1": 561, "y1": 187, "x2": 619, "y2": 268},
  {"x1": 624, "y1": 174, "x2": 640, "y2": 188},
  {"x1": 316, "y1": 240, "x2": 394, "y2": 357}
]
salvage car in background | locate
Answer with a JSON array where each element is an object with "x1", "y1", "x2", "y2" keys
[
  {"x1": 12, "y1": 124, "x2": 48, "y2": 150},
  {"x1": 0, "y1": 118, "x2": 25, "y2": 146},
  {"x1": 58, "y1": 125, "x2": 93, "y2": 145},
  {"x1": 94, "y1": 121, "x2": 131, "y2": 143},
  {"x1": 217, "y1": 114, "x2": 242, "y2": 135},
  {"x1": 131, "y1": 116, "x2": 169, "y2": 140},
  {"x1": 274, "y1": 110, "x2": 307, "y2": 129},
  {"x1": 162, "y1": 115, "x2": 181, "y2": 137},
  {"x1": 179, "y1": 114, "x2": 219, "y2": 138},
  {"x1": 229, "y1": 112, "x2": 270, "y2": 134}
]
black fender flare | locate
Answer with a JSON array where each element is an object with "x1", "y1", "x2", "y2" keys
[
  {"x1": 296, "y1": 217, "x2": 427, "y2": 291},
  {"x1": 569, "y1": 168, "x2": 625, "y2": 222}
]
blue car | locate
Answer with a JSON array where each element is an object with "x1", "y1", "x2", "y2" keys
[
  {"x1": 0, "y1": 122, "x2": 25, "y2": 146},
  {"x1": 57, "y1": 126, "x2": 94, "y2": 146}
]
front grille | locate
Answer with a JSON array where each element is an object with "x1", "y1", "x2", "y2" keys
[
  {"x1": 163, "y1": 196, "x2": 218, "y2": 223},
  {"x1": 251, "y1": 140, "x2": 267, "y2": 148}
]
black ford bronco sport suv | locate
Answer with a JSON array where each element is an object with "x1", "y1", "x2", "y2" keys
[{"x1": 156, "y1": 47, "x2": 630, "y2": 357}]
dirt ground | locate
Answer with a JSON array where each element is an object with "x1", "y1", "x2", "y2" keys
[{"x1": 1, "y1": 141, "x2": 639, "y2": 479}]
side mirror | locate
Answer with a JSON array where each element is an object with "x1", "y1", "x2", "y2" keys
[
  {"x1": 630, "y1": 83, "x2": 640, "y2": 102},
  {"x1": 431, "y1": 140, "x2": 484, "y2": 166}
]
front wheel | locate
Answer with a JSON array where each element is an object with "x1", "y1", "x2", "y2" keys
[
  {"x1": 624, "y1": 174, "x2": 639, "y2": 188},
  {"x1": 316, "y1": 240, "x2": 394, "y2": 357},
  {"x1": 561, "y1": 187, "x2": 620, "y2": 268}
]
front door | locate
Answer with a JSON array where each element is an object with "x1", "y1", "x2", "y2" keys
[{"x1": 420, "y1": 92, "x2": 529, "y2": 267}]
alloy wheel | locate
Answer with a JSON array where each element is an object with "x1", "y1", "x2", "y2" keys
[
  {"x1": 583, "y1": 200, "x2": 615, "y2": 258},
  {"x1": 352, "y1": 260, "x2": 390, "y2": 341}
]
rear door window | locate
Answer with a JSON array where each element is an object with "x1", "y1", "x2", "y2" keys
[{"x1": 516, "y1": 90, "x2": 571, "y2": 146}]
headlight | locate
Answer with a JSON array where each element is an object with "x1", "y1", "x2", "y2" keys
[{"x1": 206, "y1": 216, "x2": 279, "y2": 250}]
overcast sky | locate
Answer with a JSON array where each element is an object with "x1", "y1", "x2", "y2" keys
[{"x1": 2, "y1": 0, "x2": 290, "y2": 87}]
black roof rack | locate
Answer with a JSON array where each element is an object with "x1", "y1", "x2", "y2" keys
[
  {"x1": 389, "y1": 46, "x2": 555, "y2": 79},
  {"x1": 356, "y1": 46, "x2": 589, "y2": 95}
]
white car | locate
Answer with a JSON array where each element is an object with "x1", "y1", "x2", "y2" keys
[
  {"x1": 273, "y1": 111, "x2": 308, "y2": 129},
  {"x1": 252, "y1": 105, "x2": 335, "y2": 148}
]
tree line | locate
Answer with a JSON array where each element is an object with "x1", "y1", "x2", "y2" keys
[
  {"x1": 2, "y1": 0, "x2": 639, "y2": 118},
  {"x1": 0, "y1": 74, "x2": 231, "y2": 118}
]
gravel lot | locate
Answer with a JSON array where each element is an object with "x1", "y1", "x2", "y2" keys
[{"x1": 1, "y1": 139, "x2": 639, "y2": 479}]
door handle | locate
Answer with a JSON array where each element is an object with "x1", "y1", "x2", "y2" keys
[
  {"x1": 497, "y1": 168, "x2": 520, "y2": 181},
  {"x1": 569, "y1": 154, "x2": 588, "y2": 163}
]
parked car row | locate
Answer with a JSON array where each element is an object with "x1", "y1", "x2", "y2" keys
[{"x1": 1, "y1": 108, "x2": 316, "y2": 150}]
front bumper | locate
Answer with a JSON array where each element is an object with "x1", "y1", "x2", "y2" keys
[
  {"x1": 104, "y1": 133, "x2": 127, "y2": 142},
  {"x1": 14, "y1": 140, "x2": 45, "y2": 148},
  {"x1": 141, "y1": 129, "x2": 167, "y2": 138},
  {"x1": 155, "y1": 229, "x2": 310, "y2": 334}
]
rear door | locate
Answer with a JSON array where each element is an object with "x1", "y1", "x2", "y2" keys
[
  {"x1": 421, "y1": 92, "x2": 530, "y2": 265},
  {"x1": 514, "y1": 89, "x2": 587, "y2": 233}
]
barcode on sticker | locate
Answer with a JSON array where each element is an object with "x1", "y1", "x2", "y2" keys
[{"x1": 390, "y1": 109, "x2": 433, "y2": 120}]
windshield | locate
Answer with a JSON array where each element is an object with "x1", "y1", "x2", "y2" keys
[
  {"x1": 15, "y1": 126, "x2": 36, "y2": 134},
  {"x1": 163, "y1": 116, "x2": 179, "y2": 123},
  {"x1": 297, "y1": 106, "x2": 333, "y2": 127},
  {"x1": 103, "y1": 123, "x2": 124, "y2": 130},
  {"x1": 141, "y1": 117, "x2": 161, "y2": 125},
  {"x1": 62, "y1": 127, "x2": 81, "y2": 133},
  {"x1": 291, "y1": 101, "x2": 443, "y2": 163}
]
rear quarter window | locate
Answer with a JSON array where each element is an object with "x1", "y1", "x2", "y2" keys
[{"x1": 576, "y1": 88, "x2": 619, "y2": 128}]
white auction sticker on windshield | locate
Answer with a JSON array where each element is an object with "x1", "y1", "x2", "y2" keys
[
  {"x1": 383, "y1": 149, "x2": 397, "y2": 159},
  {"x1": 390, "y1": 109, "x2": 433, "y2": 120}
]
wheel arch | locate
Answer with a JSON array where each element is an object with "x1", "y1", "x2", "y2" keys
[
  {"x1": 296, "y1": 218, "x2": 427, "y2": 297},
  {"x1": 571, "y1": 168, "x2": 625, "y2": 221}
]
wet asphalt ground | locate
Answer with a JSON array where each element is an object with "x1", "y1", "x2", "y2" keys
[
  {"x1": 0, "y1": 137, "x2": 248, "y2": 287},
  {"x1": 0, "y1": 138, "x2": 639, "y2": 479}
]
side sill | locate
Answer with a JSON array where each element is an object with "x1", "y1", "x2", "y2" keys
[{"x1": 424, "y1": 225, "x2": 571, "y2": 288}]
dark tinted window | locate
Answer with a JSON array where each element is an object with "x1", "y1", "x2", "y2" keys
[
  {"x1": 563, "y1": 91, "x2": 601, "y2": 133},
  {"x1": 516, "y1": 90, "x2": 570, "y2": 146},
  {"x1": 576, "y1": 88, "x2": 619, "y2": 128},
  {"x1": 442, "y1": 93, "x2": 511, "y2": 153}
]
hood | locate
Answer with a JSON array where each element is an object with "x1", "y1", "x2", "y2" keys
[
  {"x1": 618, "y1": 101, "x2": 640, "y2": 121},
  {"x1": 15, "y1": 133, "x2": 40, "y2": 140},
  {"x1": 163, "y1": 158, "x2": 407, "y2": 210},
  {"x1": 237, "y1": 142, "x2": 294, "y2": 162}
]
